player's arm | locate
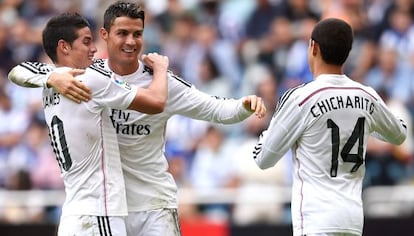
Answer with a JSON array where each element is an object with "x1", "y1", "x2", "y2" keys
[
  {"x1": 253, "y1": 90, "x2": 304, "y2": 169},
  {"x1": 46, "y1": 69, "x2": 91, "y2": 103},
  {"x1": 127, "y1": 53, "x2": 168, "y2": 114},
  {"x1": 8, "y1": 62, "x2": 53, "y2": 88},
  {"x1": 8, "y1": 62, "x2": 91, "y2": 103},
  {"x1": 169, "y1": 77, "x2": 267, "y2": 123},
  {"x1": 371, "y1": 99, "x2": 407, "y2": 145}
]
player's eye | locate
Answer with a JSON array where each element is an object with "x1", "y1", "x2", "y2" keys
[
  {"x1": 118, "y1": 31, "x2": 128, "y2": 36},
  {"x1": 133, "y1": 31, "x2": 143, "y2": 38}
]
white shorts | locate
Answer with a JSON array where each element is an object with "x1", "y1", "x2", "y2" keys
[
  {"x1": 58, "y1": 215, "x2": 127, "y2": 236},
  {"x1": 126, "y1": 208, "x2": 181, "y2": 236}
]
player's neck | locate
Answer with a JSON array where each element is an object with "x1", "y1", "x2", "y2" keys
[
  {"x1": 313, "y1": 63, "x2": 343, "y2": 78},
  {"x1": 55, "y1": 61, "x2": 75, "y2": 68},
  {"x1": 108, "y1": 60, "x2": 139, "y2": 76}
]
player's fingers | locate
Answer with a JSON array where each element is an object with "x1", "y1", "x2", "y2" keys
[
  {"x1": 73, "y1": 89, "x2": 89, "y2": 103},
  {"x1": 74, "y1": 80, "x2": 92, "y2": 94},
  {"x1": 65, "y1": 93, "x2": 81, "y2": 104},
  {"x1": 61, "y1": 82, "x2": 90, "y2": 102},
  {"x1": 257, "y1": 102, "x2": 267, "y2": 118},
  {"x1": 141, "y1": 54, "x2": 154, "y2": 66},
  {"x1": 248, "y1": 96, "x2": 257, "y2": 111},
  {"x1": 251, "y1": 96, "x2": 261, "y2": 112},
  {"x1": 75, "y1": 88, "x2": 91, "y2": 102},
  {"x1": 255, "y1": 98, "x2": 266, "y2": 118},
  {"x1": 71, "y1": 81, "x2": 91, "y2": 101},
  {"x1": 73, "y1": 91, "x2": 90, "y2": 102}
]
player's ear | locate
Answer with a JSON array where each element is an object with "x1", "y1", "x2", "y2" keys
[
  {"x1": 311, "y1": 40, "x2": 318, "y2": 56},
  {"x1": 99, "y1": 27, "x2": 108, "y2": 41},
  {"x1": 58, "y1": 39, "x2": 70, "y2": 55}
]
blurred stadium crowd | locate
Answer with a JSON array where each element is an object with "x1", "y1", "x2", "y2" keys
[{"x1": 0, "y1": 0, "x2": 414, "y2": 226}]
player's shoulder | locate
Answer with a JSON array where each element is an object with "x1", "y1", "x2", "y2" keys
[
  {"x1": 279, "y1": 83, "x2": 308, "y2": 104},
  {"x1": 18, "y1": 61, "x2": 55, "y2": 74},
  {"x1": 167, "y1": 70, "x2": 192, "y2": 88},
  {"x1": 87, "y1": 60, "x2": 112, "y2": 78},
  {"x1": 92, "y1": 58, "x2": 106, "y2": 68},
  {"x1": 273, "y1": 83, "x2": 309, "y2": 113},
  {"x1": 349, "y1": 79, "x2": 379, "y2": 97},
  {"x1": 141, "y1": 60, "x2": 193, "y2": 89},
  {"x1": 339, "y1": 76, "x2": 381, "y2": 101}
]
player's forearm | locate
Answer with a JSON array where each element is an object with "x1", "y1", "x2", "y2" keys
[
  {"x1": 8, "y1": 62, "x2": 53, "y2": 88},
  {"x1": 373, "y1": 119, "x2": 407, "y2": 145},
  {"x1": 134, "y1": 53, "x2": 168, "y2": 113},
  {"x1": 374, "y1": 102, "x2": 408, "y2": 145},
  {"x1": 253, "y1": 115, "x2": 294, "y2": 169},
  {"x1": 8, "y1": 65, "x2": 46, "y2": 88},
  {"x1": 219, "y1": 99, "x2": 252, "y2": 123},
  {"x1": 130, "y1": 70, "x2": 167, "y2": 114},
  {"x1": 389, "y1": 119, "x2": 407, "y2": 145},
  {"x1": 148, "y1": 68, "x2": 168, "y2": 106},
  {"x1": 253, "y1": 130, "x2": 282, "y2": 169},
  {"x1": 204, "y1": 98, "x2": 252, "y2": 124}
]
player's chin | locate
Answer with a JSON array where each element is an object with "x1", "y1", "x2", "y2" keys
[
  {"x1": 78, "y1": 61, "x2": 93, "y2": 69},
  {"x1": 121, "y1": 56, "x2": 139, "y2": 64},
  {"x1": 86, "y1": 59, "x2": 94, "y2": 67}
]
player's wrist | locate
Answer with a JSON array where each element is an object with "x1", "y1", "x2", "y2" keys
[{"x1": 44, "y1": 71, "x2": 53, "y2": 88}]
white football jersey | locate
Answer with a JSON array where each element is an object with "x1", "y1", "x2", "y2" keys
[
  {"x1": 94, "y1": 59, "x2": 252, "y2": 212},
  {"x1": 8, "y1": 60, "x2": 253, "y2": 213},
  {"x1": 253, "y1": 74, "x2": 407, "y2": 236},
  {"x1": 10, "y1": 63, "x2": 138, "y2": 217}
]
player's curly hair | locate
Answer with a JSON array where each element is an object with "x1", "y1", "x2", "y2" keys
[{"x1": 311, "y1": 18, "x2": 353, "y2": 66}]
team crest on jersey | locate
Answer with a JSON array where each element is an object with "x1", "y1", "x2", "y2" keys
[{"x1": 114, "y1": 79, "x2": 132, "y2": 90}]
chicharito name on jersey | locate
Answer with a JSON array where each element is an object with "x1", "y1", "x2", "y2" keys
[{"x1": 310, "y1": 95, "x2": 375, "y2": 118}]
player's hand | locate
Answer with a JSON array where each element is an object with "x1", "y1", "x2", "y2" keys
[
  {"x1": 141, "y1": 53, "x2": 169, "y2": 73},
  {"x1": 47, "y1": 69, "x2": 91, "y2": 103},
  {"x1": 242, "y1": 95, "x2": 267, "y2": 118}
]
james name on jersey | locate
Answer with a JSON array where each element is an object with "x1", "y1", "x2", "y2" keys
[{"x1": 43, "y1": 92, "x2": 61, "y2": 108}]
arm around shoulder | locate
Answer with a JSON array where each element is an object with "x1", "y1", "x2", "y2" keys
[
  {"x1": 127, "y1": 53, "x2": 169, "y2": 114},
  {"x1": 8, "y1": 63, "x2": 52, "y2": 88}
]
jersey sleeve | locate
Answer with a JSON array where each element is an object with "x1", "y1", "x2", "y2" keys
[
  {"x1": 253, "y1": 88, "x2": 305, "y2": 169},
  {"x1": 370, "y1": 92, "x2": 407, "y2": 145},
  {"x1": 81, "y1": 67, "x2": 137, "y2": 110},
  {"x1": 8, "y1": 62, "x2": 55, "y2": 88},
  {"x1": 167, "y1": 73, "x2": 252, "y2": 123}
]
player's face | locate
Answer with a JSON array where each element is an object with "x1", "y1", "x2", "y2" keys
[
  {"x1": 68, "y1": 27, "x2": 97, "y2": 69},
  {"x1": 101, "y1": 16, "x2": 144, "y2": 75}
]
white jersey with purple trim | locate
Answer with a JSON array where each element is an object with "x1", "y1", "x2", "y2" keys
[
  {"x1": 13, "y1": 64, "x2": 138, "y2": 217},
  {"x1": 93, "y1": 59, "x2": 253, "y2": 212},
  {"x1": 253, "y1": 74, "x2": 407, "y2": 236},
  {"x1": 8, "y1": 59, "x2": 253, "y2": 214}
]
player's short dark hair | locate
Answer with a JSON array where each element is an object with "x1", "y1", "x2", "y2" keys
[
  {"x1": 42, "y1": 13, "x2": 90, "y2": 63},
  {"x1": 311, "y1": 18, "x2": 353, "y2": 66},
  {"x1": 103, "y1": 1, "x2": 145, "y2": 32}
]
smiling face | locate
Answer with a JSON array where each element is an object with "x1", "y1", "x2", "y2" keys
[
  {"x1": 66, "y1": 26, "x2": 97, "y2": 69},
  {"x1": 100, "y1": 16, "x2": 144, "y2": 75}
]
